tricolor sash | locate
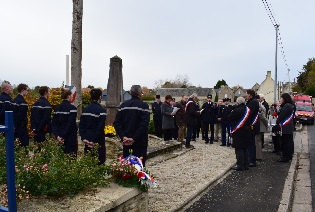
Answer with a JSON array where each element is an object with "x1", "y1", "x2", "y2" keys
[
  {"x1": 185, "y1": 100, "x2": 194, "y2": 112},
  {"x1": 231, "y1": 106, "x2": 250, "y2": 134},
  {"x1": 279, "y1": 113, "x2": 294, "y2": 128},
  {"x1": 251, "y1": 114, "x2": 259, "y2": 126}
]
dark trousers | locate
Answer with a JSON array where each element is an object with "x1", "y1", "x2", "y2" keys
[
  {"x1": 64, "y1": 133, "x2": 78, "y2": 155},
  {"x1": 34, "y1": 131, "x2": 47, "y2": 143},
  {"x1": 163, "y1": 129, "x2": 173, "y2": 141},
  {"x1": 154, "y1": 119, "x2": 162, "y2": 138},
  {"x1": 281, "y1": 134, "x2": 294, "y2": 160},
  {"x1": 221, "y1": 123, "x2": 231, "y2": 145},
  {"x1": 123, "y1": 146, "x2": 148, "y2": 167},
  {"x1": 192, "y1": 126, "x2": 197, "y2": 140},
  {"x1": 235, "y1": 148, "x2": 249, "y2": 169},
  {"x1": 248, "y1": 132, "x2": 256, "y2": 165},
  {"x1": 186, "y1": 125, "x2": 194, "y2": 146},
  {"x1": 84, "y1": 141, "x2": 106, "y2": 165},
  {"x1": 173, "y1": 124, "x2": 178, "y2": 140},
  {"x1": 273, "y1": 135, "x2": 281, "y2": 152},
  {"x1": 203, "y1": 122, "x2": 214, "y2": 142},
  {"x1": 14, "y1": 126, "x2": 29, "y2": 147}
]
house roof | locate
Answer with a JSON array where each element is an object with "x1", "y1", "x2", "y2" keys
[{"x1": 157, "y1": 88, "x2": 213, "y2": 97}]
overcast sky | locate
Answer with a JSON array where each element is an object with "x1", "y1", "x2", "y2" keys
[{"x1": 1, "y1": 1, "x2": 314, "y2": 90}]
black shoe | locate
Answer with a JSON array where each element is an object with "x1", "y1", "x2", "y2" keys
[
  {"x1": 185, "y1": 145, "x2": 195, "y2": 149},
  {"x1": 227, "y1": 143, "x2": 231, "y2": 147},
  {"x1": 220, "y1": 144, "x2": 226, "y2": 146},
  {"x1": 249, "y1": 163, "x2": 256, "y2": 167},
  {"x1": 210, "y1": 141, "x2": 213, "y2": 144},
  {"x1": 205, "y1": 141, "x2": 209, "y2": 144},
  {"x1": 231, "y1": 166, "x2": 244, "y2": 171}
]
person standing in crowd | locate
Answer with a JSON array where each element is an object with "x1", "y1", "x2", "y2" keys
[
  {"x1": 201, "y1": 94, "x2": 218, "y2": 144},
  {"x1": 259, "y1": 94, "x2": 269, "y2": 117},
  {"x1": 161, "y1": 95, "x2": 174, "y2": 142},
  {"x1": 255, "y1": 95, "x2": 268, "y2": 161},
  {"x1": 175, "y1": 95, "x2": 188, "y2": 146},
  {"x1": 194, "y1": 101, "x2": 202, "y2": 141},
  {"x1": 218, "y1": 98, "x2": 233, "y2": 146},
  {"x1": 229, "y1": 97, "x2": 251, "y2": 171},
  {"x1": 214, "y1": 99, "x2": 223, "y2": 142},
  {"x1": 12, "y1": 84, "x2": 29, "y2": 147},
  {"x1": 30, "y1": 86, "x2": 52, "y2": 143},
  {"x1": 79, "y1": 89, "x2": 106, "y2": 164},
  {"x1": 276, "y1": 93, "x2": 295, "y2": 163},
  {"x1": 246, "y1": 89, "x2": 260, "y2": 167},
  {"x1": 0, "y1": 82, "x2": 13, "y2": 126},
  {"x1": 52, "y1": 88, "x2": 78, "y2": 155},
  {"x1": 114, "y1": 85, "x2": 150, "y2": 167},
  {"x1": 185, "y1": 93, "x2": 201, "y2": 148},
  {"x1": 170, "y1": 98, "x2": 178, "y2": 141},
  {"x1": 152, "y1": 95, "x2": 163, "y2": 138}
]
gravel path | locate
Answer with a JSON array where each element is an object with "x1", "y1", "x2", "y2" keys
[{"x1": 147, "y1": 139, "x2": 236, "y2": 212}]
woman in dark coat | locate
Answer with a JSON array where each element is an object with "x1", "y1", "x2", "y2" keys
[
  {"x1": 276, "y1": 93, "x2": 295, "y2": 162},
  {"x1": 161, "y1": 95, "x2": 175, "y2": 141},
  {"x1": 51, "y1": 88, "x2": 78, "y2": 155},
  {"x1": 228, "y1": 97, "x2": 251, "y2": 171}
]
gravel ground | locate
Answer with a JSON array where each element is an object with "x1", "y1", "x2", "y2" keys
[{"x1": 147, "y1": 139, "x2": 236, "y2": 212}]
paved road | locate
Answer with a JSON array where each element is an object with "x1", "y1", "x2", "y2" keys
[
  {"x1": 185, "y1": 138, "x2": 290, "y2": 212},
  {"x1": 308, "y1": 124, "x2": 315, "y2": 210}
]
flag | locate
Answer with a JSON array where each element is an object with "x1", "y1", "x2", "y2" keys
[{"x1": 65, "y1": 85, "x2": 76, "y2": 103}]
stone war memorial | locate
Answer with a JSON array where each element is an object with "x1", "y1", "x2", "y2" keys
[{"x1": 106, "y1": 55, "x2": 123, "y2": 125}]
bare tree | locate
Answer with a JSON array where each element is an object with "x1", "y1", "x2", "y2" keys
[{"x1": 71, "y1": 0, "x2": 83, "y2": 117}]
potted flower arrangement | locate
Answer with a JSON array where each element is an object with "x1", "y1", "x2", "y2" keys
[{"x1": 104, "y1": 125, "x2": 116, "y2": 137}]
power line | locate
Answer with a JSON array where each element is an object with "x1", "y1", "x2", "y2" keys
[{"x1": 261, "y1": 0, "x2": 291, "y2": 82}]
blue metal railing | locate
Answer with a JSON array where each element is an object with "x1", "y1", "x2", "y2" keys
[{"x1": 0, "y1": 112, "x2": 17, "y2": 212}]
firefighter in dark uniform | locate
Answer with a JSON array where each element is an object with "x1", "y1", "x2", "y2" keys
[
  {"x1": 218, "y1": 98, "x2": 234, "y2": 146},
  {"x1": 201, "y1": 94, "x2": 218, "y2": 144},
  {"x1": 152, "y1": 95, "x2": 163, "y2": 138},
  {"x1": 79, "y1": 89, "x2": 106, "y2": 165},
  {"x1": 114, "y1": 85, "x2": 150, "y2": 167},
  {"x1": 0, "y1": 82, "x2": 13, "y2": 126},
  {"x1": 30, "y1": 86, "x2": 52, "y2": 143},
  {"x1": 12, "y1": 83, "x2": 29, "y2": 147},
  {"x1": 52, "y1": 88, "x2": 78, "y2": 155}
]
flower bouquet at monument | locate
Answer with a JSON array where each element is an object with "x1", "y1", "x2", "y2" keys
[
  {"x1": 104, "y1": 125, "x2": 116, "y2": 137},
  {"x1": 111, "y1": 151, "x2": 157, "y2": 191}
]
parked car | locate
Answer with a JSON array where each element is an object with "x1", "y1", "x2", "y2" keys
[{"x1": 295, "y1": 102, "x2": 314, "y2": 125}]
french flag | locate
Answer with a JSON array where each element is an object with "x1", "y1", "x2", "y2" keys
[{"x1": 65, "y1": 85, "x2": 76, "y2": 103}]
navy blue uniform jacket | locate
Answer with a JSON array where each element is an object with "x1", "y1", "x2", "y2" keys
[
  {"x1": 79, "y1": 101, "x2": 106, "y2": 144},
  {"x1": 12, "y1": 94, "x2": 28, "y2": 129},
  {"x1": 0, "y1": 92, "x2": 12, "y2": 125},
  {"x1": 31, "y1": 97, "x2": 52, "y2": 134},
  {"x1": 114, "y1": 96, "x2": 150, "y2": 147},
  {"x1": 201, "y1": 102, "x2": 218, "y2": 124},
  {"x1": 152, "y1": 101, "x2": 162, "y2": 121},
  {"x1": 52, "y1": 100, "x2": 78, "y2": 139},
  {"x1": 218, "y1": 104, "x2": 234, "y2": 124}
]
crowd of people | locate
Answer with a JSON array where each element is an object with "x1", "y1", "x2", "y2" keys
[
  {"x1": 0, "y1": 81, "x2": 296, "y2": 170},
  {"x1": 151, "y1": 89, "x2": 296, "y2": 171}
]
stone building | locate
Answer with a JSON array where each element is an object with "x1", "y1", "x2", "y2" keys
[
  {"x1": 217, "y1": 85, "x2": 234, "y2": 101},
  {"x1": 156, "y1": 88, "x2": 215, "y2": 103},
  {"x1": 256, "y1": 71, "x2": 279, "y2": 104},
  {"x1": 234, "y1": 87, "x2": 247, "y2": 101}
]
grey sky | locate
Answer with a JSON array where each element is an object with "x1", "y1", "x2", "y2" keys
[{"x1": 1, "y1": 1, "x2": 314, "y2": 90}]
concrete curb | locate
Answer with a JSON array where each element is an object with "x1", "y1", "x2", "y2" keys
[
  {"x1": 277, "y1": 152, "x2": 298, "y2": 212},
  {"x1": 277, "y1": 127, "x2": 303, "y2": 212},
  {"x1": 171, "y1": 162, "x2": 236, "y2": 212}
]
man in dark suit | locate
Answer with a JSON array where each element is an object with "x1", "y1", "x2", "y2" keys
[
  {"x1": 152, "y1": 95, "x2": 163, "y2": 138},
  {"x1": 201, "y1": 94, "x2": 218, "y2": 144}
]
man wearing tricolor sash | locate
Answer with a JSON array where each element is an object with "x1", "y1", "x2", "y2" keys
[
  {"x1": 246, "y1": 89, "x2": 260, "y2": 167},
  {"x1": 228, "y1": 97, "x2": 251, "y2": 171}
]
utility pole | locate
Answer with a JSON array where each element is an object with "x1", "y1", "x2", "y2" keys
[
  {"x1": 66, "y1": 55, "x2": 69, "y2": 85},
  {"x1": 274, "y1": 24, "x2": 279, "y2": 104}
]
